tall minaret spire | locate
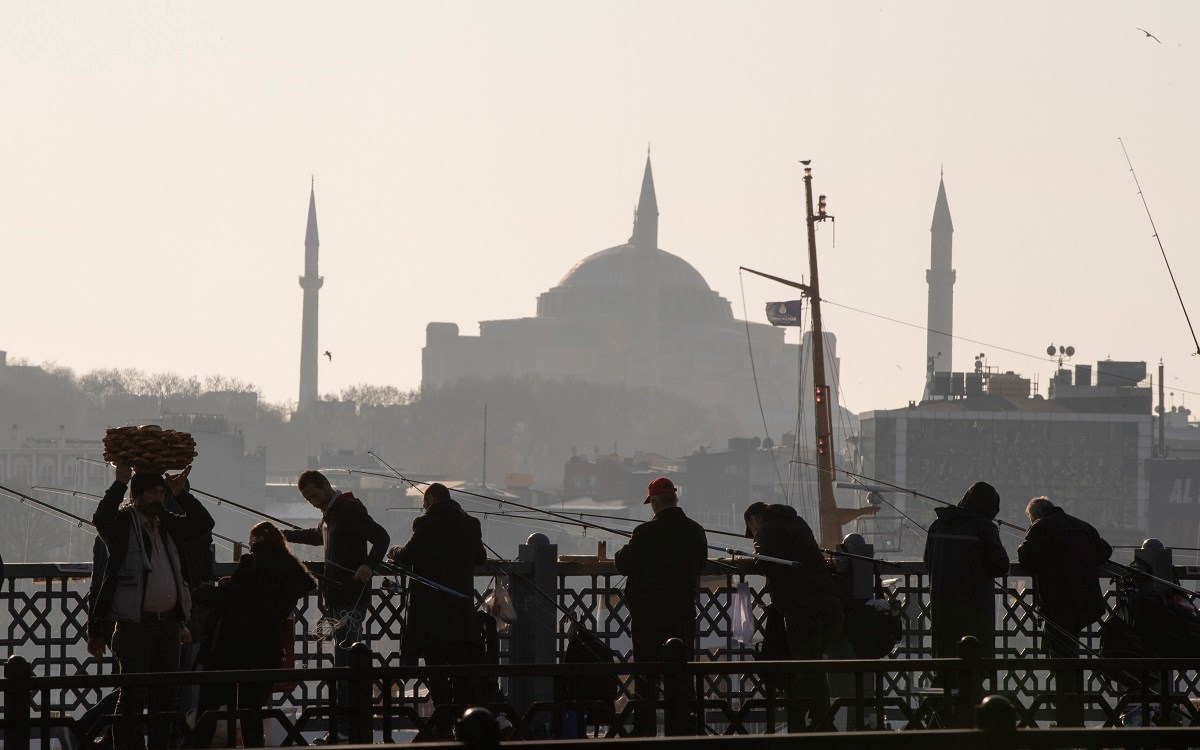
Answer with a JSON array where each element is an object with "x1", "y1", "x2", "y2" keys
[
  {"x1": 629, "y1": 151, "x2": 659, "y2": 251},
  {"x1": 925, "y1": 173, "x2": 955, "y2": 398},
  {"x1": 298, "y1": 181, "x2": 324, "y2": 411}
]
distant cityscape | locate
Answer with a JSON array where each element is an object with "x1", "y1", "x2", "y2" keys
[{"x1": 3, "y1": 155, "x2": 1199, "y2": 564}]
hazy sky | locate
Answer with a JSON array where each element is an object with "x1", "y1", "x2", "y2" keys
[{"x1": 2, "y1": 3, "x2": 1198, "y2": 415}]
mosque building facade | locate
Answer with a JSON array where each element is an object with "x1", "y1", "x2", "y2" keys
[{"x1": 420, "y1": 156, "x2": 822, "y2": 437}]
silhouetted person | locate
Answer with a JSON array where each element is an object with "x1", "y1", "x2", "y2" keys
[
  {"x1": 614, "y1": 477, "x2": 707, "y2": 735},
  {"x1": 1017, "y1": 496, "x2": 1112, "y2": 726},
  {"x1": 387, "y1": 482, "x2": 485, "y2": 740},
  {"x1": 190, "y1": 521, "x2": 317, "y2": 748},
  {"x1": 923, "y1": 481, "x2": 1009, "y2": 688},
  {"x1": 744, "y1": 502, "x2": 843, "y2": 731},
  {"x1": 92, "y1": 465, "x2": 214, "y2": 750},
  {"x1": 283, "y1": 470, "x2": 389, "y2": 745}
]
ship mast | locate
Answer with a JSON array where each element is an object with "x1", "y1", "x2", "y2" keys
[
  {"x1": 801, "y1": 166, "x2": 843, "y2": 548},
  {"x1": 744, "y1": 164, "x2": 876, "y2": 547}
]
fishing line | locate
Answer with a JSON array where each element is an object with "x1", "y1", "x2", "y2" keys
[{"x1": 31, "y1": 485, "x2": 239, "y2": 554}]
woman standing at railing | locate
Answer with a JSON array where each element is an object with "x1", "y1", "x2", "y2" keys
[{"x1": 187, "y1": 521, "x2": 317, "y2": 749}]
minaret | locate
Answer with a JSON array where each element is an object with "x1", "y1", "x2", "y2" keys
[
  {"x1": 628, "y1": 151, "x2": 660, "y2": 386},
  {"x1": 298, "y1": 180, "x2": 323, "y2": 411},
  {"x1": 925, "y1": 171, "x2": 955, "y2": 397},
  {"x1": 629, "y1": 152, "x2": 658, "y2": 252}
]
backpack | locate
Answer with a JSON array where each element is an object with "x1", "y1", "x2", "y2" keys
[
  {"x1": 560, "y1": 625, "x2": 620, "y2": 703},
  {"x1": 843, "y1": 600, "x2": 903, "y2": 659}
]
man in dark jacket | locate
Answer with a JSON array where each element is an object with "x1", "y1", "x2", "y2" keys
[
  {"x1": 923, "y1": 481, "x2": 1010, "y2": 679},
  {"x1": 744, "y1": 502, "x2": 843, "y2": 731},
  {"x1": 388, "y1": 483, "x2": 485, "y2": 738},
  {"x1": 92, "y1": 464, "x2": 214, "y2": 750},
  {"x1": 283, "y1": 469, "x2": 389, "y2": 744},
  {"x1": 614, "y1": 477, "x2": 707, "y2": 734},
  {"x1": 1017, "y1": 496, "x2": 1112, "y2": 725}
]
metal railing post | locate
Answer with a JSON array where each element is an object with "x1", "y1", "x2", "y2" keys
[
  {"x1": 511, "y1": 534, "x2": 557, "y2": 733},
  {"x1": 957, "y1": 636, "x2": 982, "y2": 729},
  {"x1": 347, "y1": 642, "x2": 373, "y2": 744},
  {"x1": 4, "y1": 654, "x2": 32, "y2": 750},
  {"x1": 976, "y1": 694, "x2": 1016, "y2": 750},
  {"x1": 662, "y1": 637, "x2": 690, "y2": 737}
]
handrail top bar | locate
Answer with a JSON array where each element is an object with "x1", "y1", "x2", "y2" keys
[{"x1": 15, "y1": 655, "x2": 1200, "y2": 690}]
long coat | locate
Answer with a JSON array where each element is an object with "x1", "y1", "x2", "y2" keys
[
  {"x1": 390, "y1": 499, "x2": 485, "y2": 655},
  {"x1": 923, "y1": 496, "x2": 1010, "y2": 659},
  {"x1": 1017, "y1": 507, "x2": 1112, "y2": 627},
  {"x1": 192, "y1": 542, "x2": 317, "y2": 669},
  {"x1": 614, "y1": 505, "x2": 708, "y2": 651}
]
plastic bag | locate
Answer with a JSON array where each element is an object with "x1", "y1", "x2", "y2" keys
[
  {"x1": 484, "y1": 581, "x2": 517, "y2": 630},
  {"x1": 732, "y1": 581, "x2": 756, "y2": 645}
]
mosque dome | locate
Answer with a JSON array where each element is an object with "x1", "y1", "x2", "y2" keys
[
  {"x1": 556, "y1": 244, "x2": 715, "y2": 292},
  {"x1": 535, "y1": 156, "x2": 734, "y2": 325}
]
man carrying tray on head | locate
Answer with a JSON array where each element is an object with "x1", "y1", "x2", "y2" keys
[{"x1": 92, "y1": 463, "x2": 215, "y2": 750}]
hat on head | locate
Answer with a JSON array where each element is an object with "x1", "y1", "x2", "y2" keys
[
  {"x1": 130, "y1": 472, "x2": 167, "y2": 498},
  {"x1": 743, "y1": 501, "x2": 768, "y2": 538},
  {"x1": 644, "y1": 477, "x2": 677, "y2": 504}
]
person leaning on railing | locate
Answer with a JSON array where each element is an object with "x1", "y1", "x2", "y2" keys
[{"x1": 387, "y1": 482, "x2": 486, "y2": 741}]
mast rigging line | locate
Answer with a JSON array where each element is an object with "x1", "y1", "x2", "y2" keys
[
  {"x1": 738, "y1": 270, "x2": 790, "y2": 503},
  {"x1": 1118, "y1": 138, "x2": 1200, "y2": 357},
  {"x1": 740, "y1": 278, "x2": 1193, "y2": 396}
]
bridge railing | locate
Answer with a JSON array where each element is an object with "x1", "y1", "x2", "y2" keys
[
  {"x1": 1, "y1": 555, "x2": 1197, "y2": 726},
  {"x1": 4, "y1": 643, "x2": 1200, "y2": 747}
]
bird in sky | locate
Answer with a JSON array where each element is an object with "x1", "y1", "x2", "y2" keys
[
  {"x1": 1137, "y1": 27, "x2": 1162, "y2": 43},
  {"x1": 323, "y1": 351, "x2": 332, "y2": 361},
  {"x1": 799, "y1": 159, "x2": 812, "y2": 166}
]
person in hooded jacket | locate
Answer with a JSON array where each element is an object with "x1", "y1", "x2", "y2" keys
[
  {"x1": 387, "y1": 482, "x2": 486, "y2": 739},
  {"x1": 923, "y1": 481, "x2": 1010, "y2": 680},
  {"x1": 744, "y1": 502, "x2": 843, "y2": 731},
  {"x1": 189, "y1": 521, "x2": 317, "y2": 749}
]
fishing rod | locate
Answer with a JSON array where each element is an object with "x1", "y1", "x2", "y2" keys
[
  {"x1": 1119, "y1": 138, "x2": 1200, "y2": 357},
  {"x1": 886, "y1": 501, "x2": 1157, "y2": 684},
  {"x1": 32, "y1": 485, "x2": 241, "y2": 551},
  {"x1": 365, "y1": 452, "x2": 740, "y2": 573},
  {"x1": 791, "y1": 458, "x2": 1030, "y2": 534},
  {"x1": 0, "y1": 484, "x2": 97, "y2": 532},
  {"x1": 187, "y1": 484, "x2": 461, "y2": 598},
  {"x1": 364, "y1": 454, "x2": 636, "y2": 538},
  {"x1": 1104, "y1": 559, "x2": 1198, "y2": 601},
  {"x1": 1114, "y1": 545, "x2": 1200, "y2": 552}
]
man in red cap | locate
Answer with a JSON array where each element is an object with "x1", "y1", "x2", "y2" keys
[{"x1": 614, "y1": 477, "x2": 708, "y2": 734}]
